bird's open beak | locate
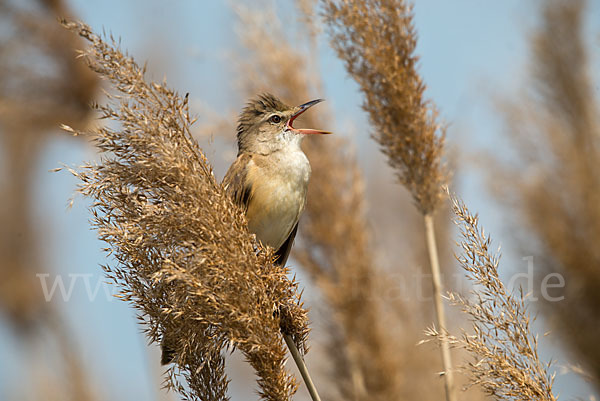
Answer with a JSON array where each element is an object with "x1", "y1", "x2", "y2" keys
[{"x1": 286, "y1": 99, "x2": 332, "y2": 135}]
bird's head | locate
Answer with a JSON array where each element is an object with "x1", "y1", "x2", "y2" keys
[{"x1": 236, "y1": 93, "x2": 330, "y2": 155}]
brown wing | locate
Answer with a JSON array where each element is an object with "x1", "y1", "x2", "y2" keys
[
  {"x1": 274, "y1": 223, "x2": 298, "y2": 266},
  {"x1": 222, "y1": 153, "x2": 253, "y2": 210}
]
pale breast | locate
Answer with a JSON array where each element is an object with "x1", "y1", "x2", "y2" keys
[{"x1": 245, "y1": 149, "x2": 311, "y2": 250}]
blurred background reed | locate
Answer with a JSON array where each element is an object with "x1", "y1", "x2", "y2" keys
[{"x1": 0, "y1": 0, "x2": 599, "y2": 400}]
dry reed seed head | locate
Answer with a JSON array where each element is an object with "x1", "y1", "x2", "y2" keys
[
  {"x1": 322, "y1": 2, "x2": 457, "y2": 399},
  {"x1": 62, "y1": 20, "x2": 309, "y2": 401},
  {"x1": 322, "y1": 0, "x2": 447, "y2": 214},
  {"x1": 430, "y1": 193, "x2": 556, "y2": 401}
]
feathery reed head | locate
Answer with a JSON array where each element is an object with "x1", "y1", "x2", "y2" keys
[
  {"x1": 322, "y1": 0, "x2": 447, "y2": 214},
  {"x1": 425, "y1": 192, "x2": 556, "y2": 401},
  {"x1": 61, "y1": 20, "x2": 309, "y2": 401}
]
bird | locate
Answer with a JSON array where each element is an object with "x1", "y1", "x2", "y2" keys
[
  {"x1": 161, "y1": 93, "x2": 330, "y2": 365},
  {"x1": 222, "y1": 93, "x2": 330, "y2": 266}
]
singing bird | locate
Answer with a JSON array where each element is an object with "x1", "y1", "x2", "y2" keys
[
  {"x1": 161, "y1": 93, "x2": 329, "y2": 365},
  {"x1": 222, "y1": 93, "x2": 330, "y2": 266}
]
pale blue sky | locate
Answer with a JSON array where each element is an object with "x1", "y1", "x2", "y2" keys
[{"x1": 2, "y1": 1, "x2": 599, "y2": 400}]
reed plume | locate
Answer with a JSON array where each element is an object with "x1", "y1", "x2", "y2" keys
[
  {"x1": 61, "y1": 20, "x2": 309, "y2": 401},
  {"x1": 321, "y1": 0, "x2": 446, "y2": 215},
  {"x1": 493, "y1": 0, "x2": 600, "y2": 386},
  {"x1": 321, "y1": 1, "x2": 453, "y2": 398},
  {"x1": 425, "y1": 193, "x2": 557, "y2": 401}
]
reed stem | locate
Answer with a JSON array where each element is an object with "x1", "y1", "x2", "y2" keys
[
  {"x1": 424, "y1": 213, "x2": 455, "y2": 401},
  {"x1": 283, "y1": 333, "x2": 322, "y2": 401}
]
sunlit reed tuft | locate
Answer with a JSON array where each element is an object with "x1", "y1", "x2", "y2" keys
[
  {"x1": 62, "y1": 20, "x2": 309, "y2": 401},
  {"x1": 321, "y1": 0, "x2": 446, "y2": 215},
  {"x1": 425, "y1": 193, "x2": 556, "y2": 401}
]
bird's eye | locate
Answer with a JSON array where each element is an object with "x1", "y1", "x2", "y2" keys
[{"x1": 269, "y1": 115, "x2": 282, "y2": 124}]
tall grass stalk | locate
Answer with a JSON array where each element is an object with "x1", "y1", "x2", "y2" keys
[
  {"x1": 424, "y1": 214, "x2": 454, "y2": 398},
  {"x1": 322, "y1": 1, "x2": 453, "y2": 399}
]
